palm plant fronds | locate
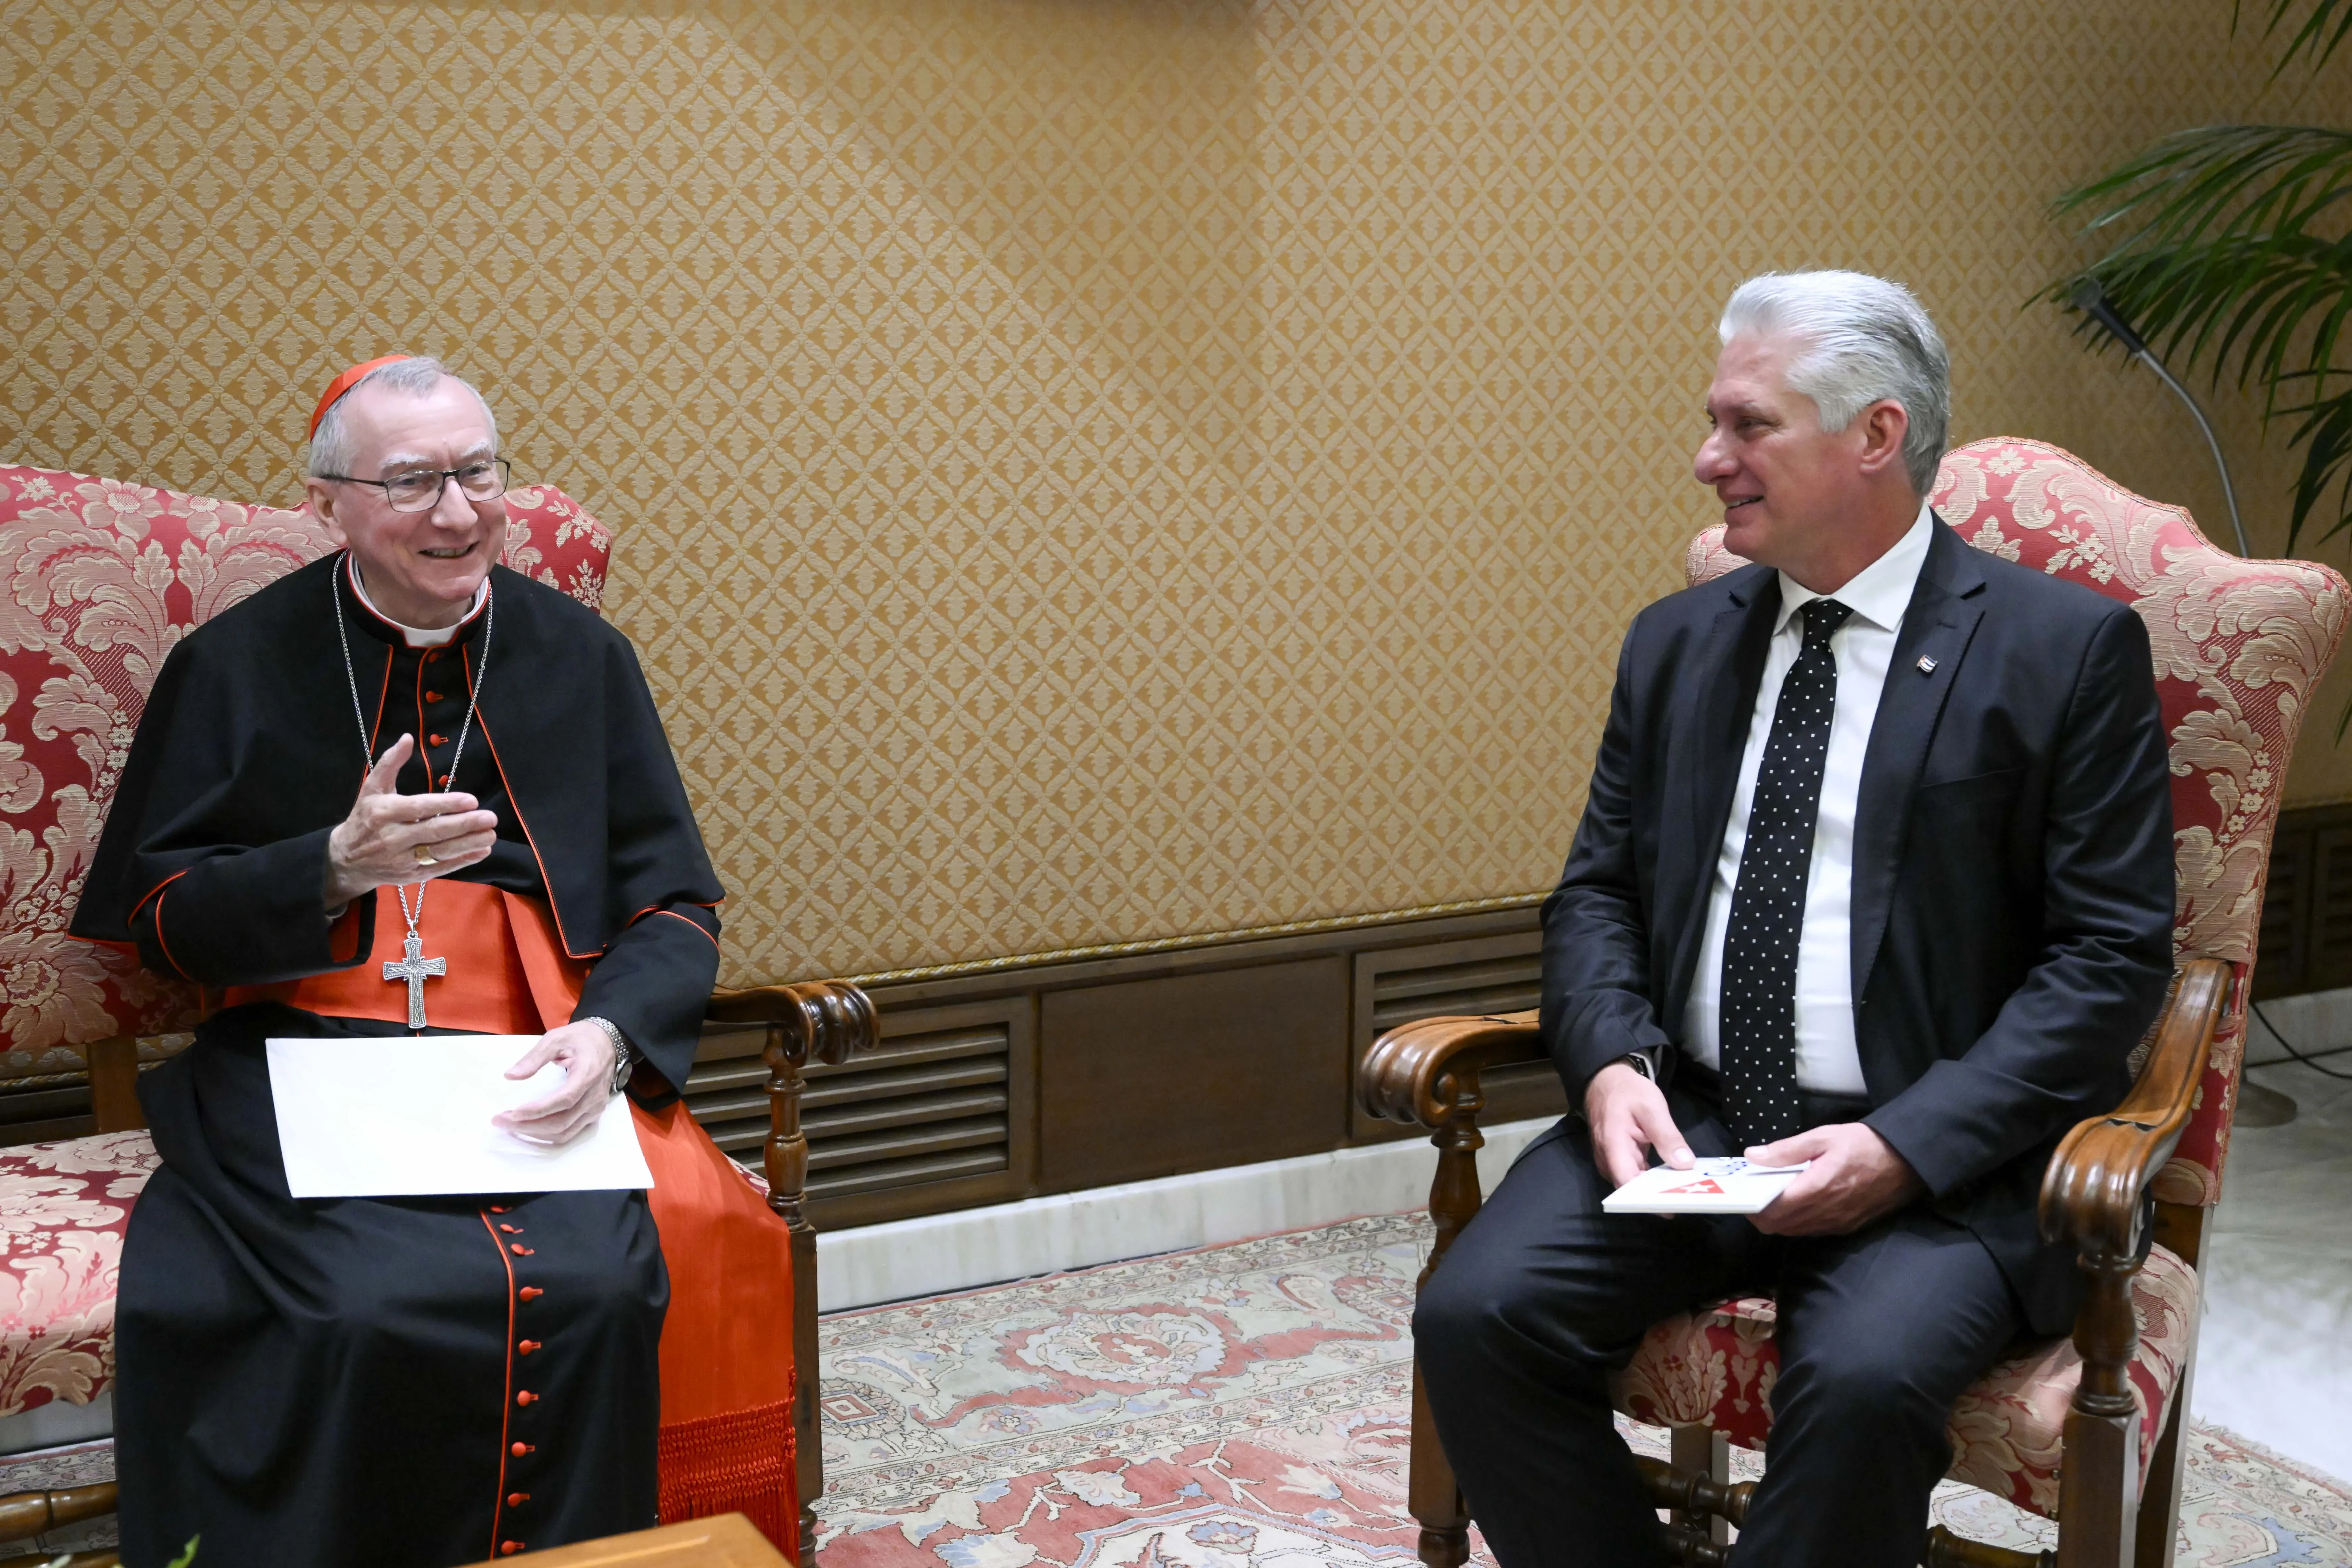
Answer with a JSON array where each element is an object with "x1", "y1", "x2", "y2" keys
[
  {"x1": 2046, "y1": 124, "x2": 2352, "y2": 553},
  {"x1": 2273, "y1": 368, "x2": 2352, "y2": 547},
  {"x1": 2239, "y1": 0, "x2": 2352, "y2": 74}
]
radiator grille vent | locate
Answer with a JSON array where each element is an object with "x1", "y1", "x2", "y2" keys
[
  {"x1": 685, "y1": 1019, "x2": 1012, "y2": 1202},
  {"x1": 1369, "y1": 950, "x2": 1541, "y2": 1036},
  {"x1": 1359, "y1": 937, "x2": 1557, "y2": 1125}
]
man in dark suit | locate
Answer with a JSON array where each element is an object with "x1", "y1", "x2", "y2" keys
[{"x1": 1413, "y1": 271, "x2": 2175, "y2": 1567}]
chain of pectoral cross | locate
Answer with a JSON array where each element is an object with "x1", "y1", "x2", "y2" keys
[{"x1": 332, "y1": 555, "x2": 496, "y2": 1030}]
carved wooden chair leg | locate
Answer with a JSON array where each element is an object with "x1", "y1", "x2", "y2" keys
[
  {"x1": 2055, "y1": 1256, "x2": 2144, "y2": 1568},
  {"x1": 1406, "y1": 1064, "x2": 1496, "y2": 1568},
  {"x1": 1657, "y1": 1518, "x2": 1732, "y2": 1567},
  {"x1": 748, "y1": 980, "x2": 877, "y2": 1560},
  {"x1": 2131, "y1": 1309, "x2": 2200, "y2": 1568},
  {"x1": 1923, "y1": 1528, "x2": 2054, "y2": 1567},
  {"x1": 766, "y1": 1021, "x2": 820, "y2": 1558},
  {"x1": 1634, "y1": 1453, "x2": 1752, "y2": 1531},
  {"x1": 1668, "y1": 1424, "x2": 1730, "y2": 1546},
  {"x1": 1406, "y1": 1360, "x2": 1470, "y2": 1568},
  {"x1": 86, "y1": 1035, "x2": 141, "y2": 1135},
  {"x1": 0, "y1": 1482, "x2": 121, "y2": 1551}
]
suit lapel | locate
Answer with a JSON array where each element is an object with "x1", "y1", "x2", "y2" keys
[
  {"x1": 1658, "y1": 566, "x2": 1781, "y2": 1027},
  {"x1": 1849, "y1": 517, "x2": 1986, "y2": 1007}
]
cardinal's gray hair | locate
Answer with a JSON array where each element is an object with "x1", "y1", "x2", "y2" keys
[
  {"x1": 1718, "y1": 271, "x2": 1950, "y2": 496},
  {"x1": 305, "y1": 356, "x2": 499, "y2": 478}
]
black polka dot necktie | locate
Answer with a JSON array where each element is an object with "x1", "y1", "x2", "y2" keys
[{"x1": 1720, "y1": 597, "x2": 1853, "y2": 1148}]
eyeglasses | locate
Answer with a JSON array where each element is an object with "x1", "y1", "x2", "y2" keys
[{"x1": 318, "y1": 457, "x2": 511, "y2": 513}]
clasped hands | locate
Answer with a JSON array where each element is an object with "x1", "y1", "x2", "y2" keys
[
  {"x1": 325, "y1": 734, "x2": 614, "y2": 1146},
  {"x1": 1584, "y1": 1061, "x2": 1922, "y2": 1235}
]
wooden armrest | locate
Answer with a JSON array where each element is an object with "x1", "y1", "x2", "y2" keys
[
  {"x1": 1356, "y1": 1009, "x2": 1541, "y2": 1130},
  {"x1": 2039, "y1": 957, "x2": 2227, "y2": 1262},
  {"x1": 705, "y1": 979, "x2": 878, "y2": 1068}
]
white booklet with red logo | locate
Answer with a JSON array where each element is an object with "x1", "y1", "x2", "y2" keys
[{"x1": 1601, "y1": 1156, "x2": 1810, "y2": 1215}]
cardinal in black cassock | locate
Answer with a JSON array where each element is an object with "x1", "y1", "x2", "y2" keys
[{"x1": 70, "y1": 357, "x2": 795, "y2": 1567}]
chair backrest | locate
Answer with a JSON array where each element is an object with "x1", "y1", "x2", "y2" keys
[
  {"x1": 0, "y1": 464, "x2": 614, "y2": 1080},
  {"x1": 1684, "y1": 437, "x2": 2349, "y2": 1207}
]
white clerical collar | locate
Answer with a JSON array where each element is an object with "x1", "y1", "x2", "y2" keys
[
  {"x1": 346, "y1": 557, "x2": 489, "y2": 648},
  {"x1": 1773, "y1": 499, "x2": 1935, "y2": 635}
]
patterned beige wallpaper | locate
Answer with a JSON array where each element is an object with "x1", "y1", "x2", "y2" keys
[{"x1": 4, "y1": 0, "x2": 2346, "y2": 984}]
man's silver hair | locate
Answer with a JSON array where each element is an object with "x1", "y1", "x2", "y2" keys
[
  {"x1": 305, "y1": 356, "x2": 499, "y2": 478},
  {"x1": 1718, "y1": 271, "x2": 1951, "y2": 496}
]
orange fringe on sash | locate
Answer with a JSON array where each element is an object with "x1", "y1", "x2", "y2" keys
[
  {"x1": 232, "y1": 883, "x2": 800, "y2": 1558},
  {"x1": 635, "y1": 1096, "x2": 798, "y2": 1556},
  {"x1": 655, "y1": 1399, "x2": 796, "y2": 1550}
]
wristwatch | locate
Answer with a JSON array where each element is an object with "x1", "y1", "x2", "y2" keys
[
  {"x1": 1617, "y1": 1051, "x2": 1657, "y2": 1082},
  {"x1": 579, "y1": 1016, "x2": 635, "y2": 1093}
]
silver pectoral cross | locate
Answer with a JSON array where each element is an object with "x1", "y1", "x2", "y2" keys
[{"x1": 384, "y1": 930, "x2": 448, "y2": 1030}]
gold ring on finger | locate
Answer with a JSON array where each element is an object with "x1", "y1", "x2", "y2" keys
[{"x1": 413, "y1": 844, "x2": 439, "y2": 866}]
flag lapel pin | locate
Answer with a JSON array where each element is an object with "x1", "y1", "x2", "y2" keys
[{"x1": 1916, "y1": 655, "x2": 1938, "y2": 674}]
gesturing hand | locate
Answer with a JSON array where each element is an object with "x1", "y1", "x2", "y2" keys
[
  {"x1": 1746, "y1": 1122, "x2": 1923, "y2": 1236},
  {"x1": 1585, "y1": 1061, "x2": 1696, "y2": 1191},
  {"x1": 323, "y1": 734, "x2": 498, "y2": 909},
  {"x1": 493, "y1": 1022, "x2": 618, "y2": 1146}
]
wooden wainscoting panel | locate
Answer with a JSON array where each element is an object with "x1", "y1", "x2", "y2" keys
[
  {"x1": 685, "y1": 906, "x2": 1540, "y2": 1227},
  {"x1": 2306, "y1": 823, "x2": 2352, "y2": 995},
  {"x1": 2256, "y1": 821, "x2": 2314, "y2": 999},
  {"x1": 0, "y1": 1079, "x2": 96, "y2": 1147},
  {"x1": 1039, "y1": 956, "x2": 1349, "y2": 1190},
  {"x1": 1348, "y1": 931, "x2": 1559, "y2": 1141},
  {"x1": 2256, "y1": 801, "x2": 2352, "y2": 1000}
]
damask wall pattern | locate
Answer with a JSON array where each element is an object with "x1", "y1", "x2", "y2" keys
[{"x1": 3, "y1": 0, "x2": 2343, "y2": 984}]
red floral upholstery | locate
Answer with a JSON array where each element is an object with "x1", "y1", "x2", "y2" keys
[
  {"x1": 0, "y1": 465, "x2": 613, "y2": 1080},
  {"x1": 0, "y1": 465, "x2": 613, "y2": 1423},
  {"x1": 1635, "y1": 437, "x2": 2349, "y2": 1518},
  {"x1": 1616, "y1": 1246, "x2": 2199, "y2": 1514},
  {"x1": 0, "y1": 1133, "x2": 157, "y2": 1419}
]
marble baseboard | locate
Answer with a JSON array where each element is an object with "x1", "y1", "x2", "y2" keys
[
  {"x1": 2245, "y1": 984, "x2": 2352, "y2": 1067},
  {"x1": 0, "y1": 1391, "x2": 111, "y2": 1456},
  {"x1": 814, "y1": 1115, "x2": 1561, "y2": 1313}
]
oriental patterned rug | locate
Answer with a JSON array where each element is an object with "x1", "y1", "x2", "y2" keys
[{"x1": 814, "y1": 1212, "x2": 2352, "y2": 1567}]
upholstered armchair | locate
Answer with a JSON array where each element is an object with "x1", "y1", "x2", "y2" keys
[
  {"x1": 1361, "y1": 439, "x2": 2348, "y2": 1568},
  {"x1": 0, "y1": 465, "x2": 872, "y2": 1560}
]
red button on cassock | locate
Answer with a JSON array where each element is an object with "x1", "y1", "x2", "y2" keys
[
  {"x1": 508, "y1": 1492, "x2": 529, "y2": 1506},
  {"x1": 429, "y1": 733, "x2": 447, "y2": 747},
  {"x1": 519, "y1": 1287, "x2": 543, "y2": 1301},
  {"x1": 512, "y1": 1245, "x2": 534, "y2": 1256},
  {"x1": 517, "y1": 1391, "x2": 537, "y2": 1406},
  {"x1": 426, "y1": 691, "x2": 443, "y2": 702},
  {"x1": 499, "y1": 1224, "x2": 519, "y2": 1234},
  {"x1": 510, "y1": 1442, "x2": 534, "y2": 1457},
  {"x1": 500, "y1": 1544, "x2": 522, "y2": 1556},
  {"x1": 519, "y1": 1339, "x2": 541, "y2": 1355}
]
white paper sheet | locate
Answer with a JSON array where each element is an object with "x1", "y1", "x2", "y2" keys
[
  {"x1": 1599, "y1": 1156, "x2": 1809, "y2": 1215},
  {"x1": 267, "y1": 1035, "x2": 654, "y2": 1198}
]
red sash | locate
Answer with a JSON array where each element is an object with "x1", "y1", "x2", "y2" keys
[{"x1": 228, "y1": 883, "x2": 798, "y2": 1555}]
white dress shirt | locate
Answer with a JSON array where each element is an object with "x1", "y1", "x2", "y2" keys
[{"x1": 1679, "y1": 502, "x2": 1935, "y2": 1094}]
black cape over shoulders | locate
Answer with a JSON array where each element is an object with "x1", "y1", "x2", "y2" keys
[{"x1": 70, "y1": 552, "x2": 728, "y2": 1090}]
